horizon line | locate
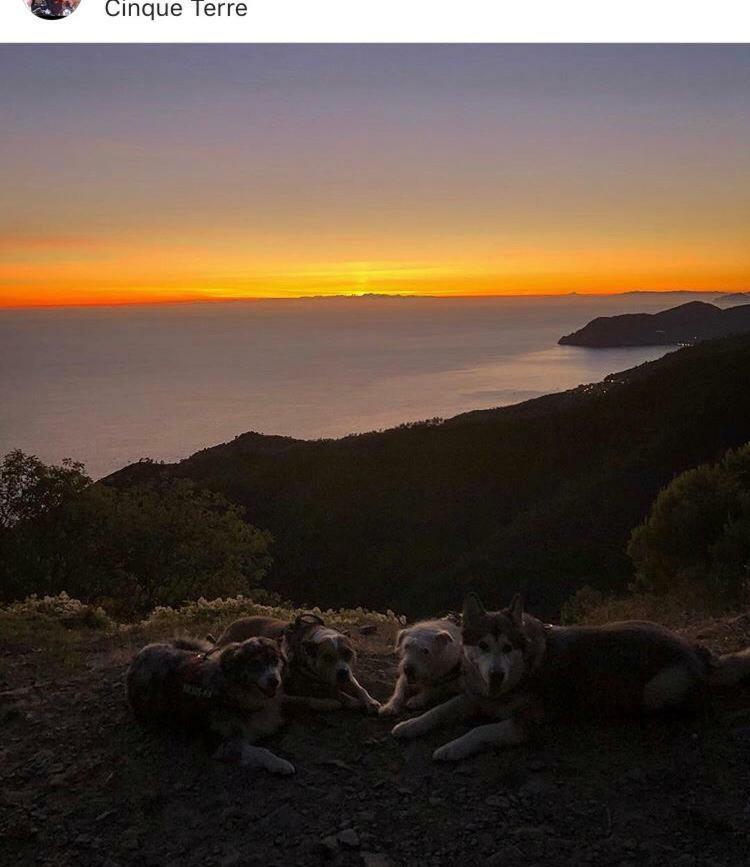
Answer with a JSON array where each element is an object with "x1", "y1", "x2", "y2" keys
[{"x1": 1, "y1": 288, "x2": 744, "y2": 312}]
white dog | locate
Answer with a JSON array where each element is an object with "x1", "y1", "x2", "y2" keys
[{"x1": 379, "y1": 618, "x2": 462, "y2": 716}]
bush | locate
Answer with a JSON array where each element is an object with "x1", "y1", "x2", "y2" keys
[
  {"x1": 0, "y1": 451, "x2": 273, "y2": 615},
  {"x1": 0, "y1": 591, "x2": 111, "y2": 630},
  {"x1": 628, "y1": 442, "x2": 750, "y2": 603},
  {"x1": 560, "y1": 586, "x2": 605, "y2": 624},
  {"x1": 137, "y1": 595, "x2": 406, "y2": 639},
  {"x1": 560, "y1": 584, "x2": 722, "y2": 627}
]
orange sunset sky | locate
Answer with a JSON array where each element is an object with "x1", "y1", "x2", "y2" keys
[{"x1": 1, "y1": 45, "x2": 748, "y2": 307}]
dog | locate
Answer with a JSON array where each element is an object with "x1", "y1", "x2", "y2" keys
[
  {"x1": 392, "y1": 592, "x2": 750, "y2": 762},
  {"x1": 379, "y1": 617, "x2": 462, "y2": 716},
  {"x1": 126, "y1": 637, "x2": 294, "y2": 775},
  {"x1": 210, "y1": 613, "x2": 381, "y2": 714}
]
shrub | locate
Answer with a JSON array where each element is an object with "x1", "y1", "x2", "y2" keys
[
  {"x1": 0, "y1": 592, "x2": 111, "y2": 630},
  {"x1": 0, "y1": 451, "x2": 273, "y2": 615},
  {"x1": 136, "y1": 595, "x2": 405, "y2": 640},
  {"x1": 560, "y1": 584, "x2": 723, "y2": 628},
  {"x1": 628, "y1": 442, "x2": 750, "y2": 604},
  {"x1": 560, "y1": 585, "x2": 605, "y2": 624}
]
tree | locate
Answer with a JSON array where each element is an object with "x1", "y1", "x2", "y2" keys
[
  {"x1": 0, "y1": 450, "x2": 89, "y2": 529},
  {"x1": 628, "y1": 443, "x2": 750, "y2": 602},
  {"x1": 0, "y1": 451, "x2": 272, "y2": 614}
]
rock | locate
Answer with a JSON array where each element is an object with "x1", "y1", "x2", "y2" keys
[
  {"x1": 510, "y1": 825, "x2": 547, "y2": 840},
  {"x1": 359, "y1": 625, "x2": 378, "y2": 636},
  {"x1": 358, "y1": 752, "x2": 380, "y2": 770},
  {"x1": 360, "y1": 854, "x2": 393, "y2": 867},
  {"x1": 484, "y1": 795, "x2": 507, "y2": 808},
  {"x1": 264, "y1": 803, "x2": 304, "y2": 833},
  {"x1": 519, "y1": 775, "x2": 556, "y2": 798},
  {"x1": 120, "y1": 827, "x2": 141, "y2": 851},
  {"x1": 337, "y1": 829, "x2": 360, "y2": 849},
  {"x1": 319, "y1": 835, "x2": 339, "y2": 858},
  {"x1": 221, "y1": 847, "x2": 242, "y2": 867},
  {"x1": 476, "y1": 833, "x2": 494, "y2": 851},
  {"x1": 317, "y1": 758, "x2": 355, "y2": 772},
  {"x1": 0, "y1": 704, "x2": 22, "y2": 723}
]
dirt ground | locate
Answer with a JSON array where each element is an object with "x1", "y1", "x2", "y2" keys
[{"x1": 2, "y1": 617, "x2": 750, "y2": 867}]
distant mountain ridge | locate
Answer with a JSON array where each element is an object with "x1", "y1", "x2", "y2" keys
[
  {"x1": 715, "y1": 292, "x2": 750, "y2": 304},
  {"x1": 108, "y1": 334, "x2": 750, "y2": 617},
  {"x1": 559, "y1": 301, "x2": 750, "y2": 348}
]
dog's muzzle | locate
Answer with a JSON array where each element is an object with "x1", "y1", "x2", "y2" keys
[
  {"x1": 403, "y1": 664, "x2": 418, "y2": 684},
  {"x1": 488, "y1": 671, "x2": 506, "y2": 696},
  {"x1": 258, "y1": 675, "x2": 280, "y2": 697},
  {"x1": 336, "y1": 667, "x2": 351, "y2": 684}
]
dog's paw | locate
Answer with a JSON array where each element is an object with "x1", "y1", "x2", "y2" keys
[
  {"x1": 363, "y1": 698, "x2": 381, "y2": 715},
  {"x1": 432, "y1": 739, "x2": 472, "y2": 763},
  {"x1": 391, "y1": 718, "x2": 422, "y2": 739},
  {"x1": 267, "y1": 758, "x2": 296, "y2": 776},
  {"x1": 378, "y1": 702, "x2": 400, "y2": 717}
]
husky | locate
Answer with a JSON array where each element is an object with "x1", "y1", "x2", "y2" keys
[
  {"x1": 126, "y1": 636, "x2": 294, "y2": 775},
  {"x1": 211, "y1": 613, "x2": 381, "y2": 714},
  {"x1": 379, "y1": 617, "x2": 463, "y2": 716},
  {"x1": 392, "y1": 593, "x2": 750, "y2": 762}
]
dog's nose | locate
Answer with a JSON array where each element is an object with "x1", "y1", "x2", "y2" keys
[
  {"x1": 266, "y1": 675, "x2": 280, "y2": 691},
  {"x1": 336, "y1": 668, "x2": 350, "y2": 683}
]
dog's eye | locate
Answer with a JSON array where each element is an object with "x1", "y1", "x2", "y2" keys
[
  {"x1": 502, "y1": 643, "x2": 513, "y2": 654},
  {"x1": 478, "y1": 641, "x2": 490, "y2": 653},
  {"x1": 340, "y1": 647, "x2": 353, "y2": 661},
  {"x1": 421, "y1": 647, "x2": 430, "y2": 656}
]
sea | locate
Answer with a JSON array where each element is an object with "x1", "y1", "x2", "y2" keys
[{"x1": 0, "y1": 293, "x2": 719, "y2": 479}]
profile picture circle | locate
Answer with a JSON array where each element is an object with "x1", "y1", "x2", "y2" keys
[{"x1": 26, "y1": 0, "x2": 81, "y2": 19}]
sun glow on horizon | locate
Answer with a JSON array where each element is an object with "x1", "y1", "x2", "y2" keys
[{"x1": 2, "y1": 46, "x2": 749, "y2": 309}]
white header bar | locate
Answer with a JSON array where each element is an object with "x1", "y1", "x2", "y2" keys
[{"x1": 4, "y1": 0, "x2": 750, "y2": 43}]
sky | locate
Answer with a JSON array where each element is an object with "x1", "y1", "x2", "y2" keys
[{"x1": 1, "y1": 45, "x2": 749, "y2": 306}]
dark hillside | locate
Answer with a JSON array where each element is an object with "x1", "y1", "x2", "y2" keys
[
  {"x1": 559, "y1": 300, "x2": 750, "y2": 347},
  {"x1": 108, "y1": 335, "x2": 750, "y2": 616}
]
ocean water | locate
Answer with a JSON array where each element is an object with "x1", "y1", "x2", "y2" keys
[{"x1": 0, "y1": 293, "x2": 714, "y2": 479}]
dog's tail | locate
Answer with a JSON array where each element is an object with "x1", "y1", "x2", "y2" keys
[{"x1": 706, "y1": 647, "x2": 750, "y2": 687}]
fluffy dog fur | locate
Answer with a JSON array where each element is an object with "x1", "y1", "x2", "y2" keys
[
  {"x1": 126, "y1": 637, "x2": 294, "y2": 775},
  {"x1": 379, "y1": 618, "x2": 462, "y2": 716},
  {"x1": 212, "y1": 614, "x2": 380, "y2": 713},
  {"x1": 393, "y1": 593, "x2": 750, "y2": 762}
]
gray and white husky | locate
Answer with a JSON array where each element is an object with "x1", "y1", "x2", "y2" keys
[{"x1": 392, "y1": 593, "x2": 750, "y2": 762}]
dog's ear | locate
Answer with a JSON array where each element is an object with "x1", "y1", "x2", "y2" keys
[
  {"x1": 302, "y1": 640, "x2": 319, "y2": 658},
  {"x1": 320, "y1": 637, "x2": 337, "y2": 656},
  {"x1": 219, "y1": 642, "x2": 244, "y2": 674},
  {"x1": 394, "y1": 628, "x2": 408, "y2": 651},
  {"x1": 462, "y1": 592, "x2": 486, "y2": 625},
  {"x1": 434, "y1": 630, "x2": 455, "y2": 647},
  {"x1": 507, "y1": 593, "x2": 524, "y2": 627}
]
